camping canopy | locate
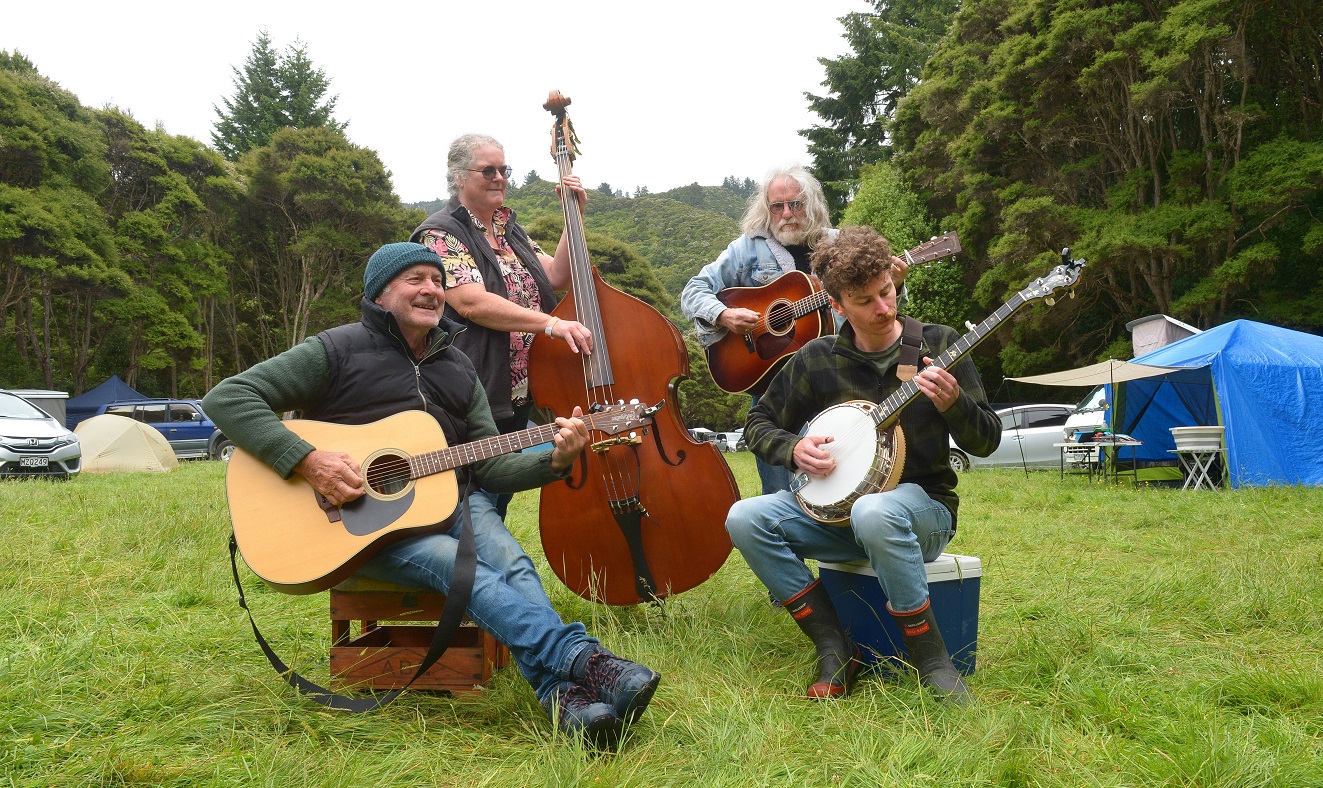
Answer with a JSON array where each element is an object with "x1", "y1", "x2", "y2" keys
[
  {"x1": 65, "y1": 375, "x2": 147, "y2": 429},
  {"x1": 1008, "y1": 359, "x2": 1191, "y2": 386},
  {"x1": 1117, "y1": 320, "x2": 1323, "y2": 487},
  {"x1": 74, "y1": 414, "x2": 178, "y2": 473}
]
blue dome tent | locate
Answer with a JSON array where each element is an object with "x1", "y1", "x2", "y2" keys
[{"x1": 1116, "y1": 320, "x2": 1323, "y2": 487}]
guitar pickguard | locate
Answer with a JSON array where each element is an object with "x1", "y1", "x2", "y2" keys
[{"x1": 339, "y1": 488, "x2": 417, "y2": 536}]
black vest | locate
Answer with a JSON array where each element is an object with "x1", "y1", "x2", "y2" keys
[
  {"x1": 410, "y1": 198, "x2": 559, "y2": 421},
  {"x1": 307, "y1": 299, "x2": 474, "y2": 453}
]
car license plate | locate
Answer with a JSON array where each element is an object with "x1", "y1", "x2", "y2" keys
[{"x1": 19, "y1": 456, "x2": 49, "y2": 468}]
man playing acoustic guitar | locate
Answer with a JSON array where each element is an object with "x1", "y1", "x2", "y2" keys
[
  {"x1": 203, "y1": 242, "x2": 658, "y2": 750},
  {"x1": 726, "y1": 226, "x2": 1000, "y2": 705},
  {"x1": 680, "y1": 165, "x2": 909, "y2": 494}
]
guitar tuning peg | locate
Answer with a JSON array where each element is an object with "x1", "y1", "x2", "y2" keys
[{"x1": 1045, "y1": 297, "x2": 1056, "y2": 306}]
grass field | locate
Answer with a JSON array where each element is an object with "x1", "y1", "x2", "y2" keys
[{"x1": 3, "y1": 455, "x2": 1322, "y2": 786}]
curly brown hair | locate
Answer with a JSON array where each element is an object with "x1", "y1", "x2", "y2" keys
[{"x1": 809, "y1": 225, "x2": 893, "y2": 300}]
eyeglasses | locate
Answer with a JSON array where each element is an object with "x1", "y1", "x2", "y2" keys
[
  {"x1": 467, "y1": 165, "x2": 513, "y2": 181},
  {"x1": 769, "y1": 200, "x2": 805, "y2": 214}
]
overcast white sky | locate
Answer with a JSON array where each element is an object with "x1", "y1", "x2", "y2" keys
[{"x1": 5, "y1": 0, "x2": 873, "y2": 204}]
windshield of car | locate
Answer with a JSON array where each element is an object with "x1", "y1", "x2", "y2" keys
[
  {"x1": 1074, "y1": 386, "x2": 1107, "y2": 413},
  {"x1": 0, "y1": 393, "x2": 50, "y2": 419}
]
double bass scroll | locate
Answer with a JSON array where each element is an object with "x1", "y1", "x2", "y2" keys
[{"x1": 528, "y1": 91, "x2": 740, "y2": 605}]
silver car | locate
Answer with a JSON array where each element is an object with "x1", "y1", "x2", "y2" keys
[
  {"x1": 0, "y1": 390, "x2": 81, "y2": 478},
  {"x1": 949, "y1": 404, "x2": 1075, "y2": 472}
]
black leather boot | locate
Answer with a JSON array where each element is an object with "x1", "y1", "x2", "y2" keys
[
  {"x1": 889, "y1": 600, "x2": 974, "y2": 706},
  {"x1": 783, "y1": 580, "x2": 861, "y2": 699}
]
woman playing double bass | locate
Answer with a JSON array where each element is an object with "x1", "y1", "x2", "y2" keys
[{"x1": 410, "y1": 134, "x2": 591, "y2": 519}]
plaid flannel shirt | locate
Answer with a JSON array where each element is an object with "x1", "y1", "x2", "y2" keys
[{"x1": 745, "y1": 320, "x2": 1002, "y2": 529}]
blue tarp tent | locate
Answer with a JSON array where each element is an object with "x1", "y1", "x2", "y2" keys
[
  {"x1": 1115, "y1": 320, "x2": 1323, "y2": 487},
  {"x1": 64, "y1": 375, "x2": 147, "y2": 429}
]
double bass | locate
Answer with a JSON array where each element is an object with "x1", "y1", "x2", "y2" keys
[{"x1": 528, "y1": 91, "x2": 740, "y2": 605}]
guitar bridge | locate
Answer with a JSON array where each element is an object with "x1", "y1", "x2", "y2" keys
[{"x1": 742, "y1": 332, "x2": 755, "y2": 353}]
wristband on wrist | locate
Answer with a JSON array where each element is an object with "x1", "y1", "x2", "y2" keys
[{"x1": 544, "y1": 317, "x2": 560, "y2": 337}]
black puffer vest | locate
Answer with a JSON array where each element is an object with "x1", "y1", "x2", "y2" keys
[
  {"x1": 307, "y1": 299, "x2": 475, "y2": 460},
  {"x1": 410, "y1": 198, "x2": 559, "y2": 422}
]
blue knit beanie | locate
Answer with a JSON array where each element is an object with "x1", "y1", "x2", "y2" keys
[{"x1": 364, "y1": 242, "x2": 445, "y2": 300}]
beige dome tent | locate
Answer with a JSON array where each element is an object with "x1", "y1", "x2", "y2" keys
[{"x1": 74, "y1": 414, "x2": 179, "y2": 473}]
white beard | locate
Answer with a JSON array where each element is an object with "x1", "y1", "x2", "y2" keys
[{"x1": 773, "y1": 223, "x2": 808, "y2": 246}]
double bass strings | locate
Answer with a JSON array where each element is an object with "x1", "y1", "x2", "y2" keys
[{"x1": 553, "y1": 139, "x2": 637, "y2": 504}]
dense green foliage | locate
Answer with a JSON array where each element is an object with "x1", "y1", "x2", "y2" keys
[
  {"x1": 5, "y1": 461, "x2": 1322, "y2": 784},
  {"x1": 0, "y1": 55, "x2": 415, "y2": 397},
  {"x1": 889, "y1": 0, "x2": 1323, "y2": 379},
  {"x1": 803, "y1": 0, "x2": 961, "y2": 217}
]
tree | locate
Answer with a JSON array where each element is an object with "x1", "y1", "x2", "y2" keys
[
  {"x1": 212, "y1": 31, "x2": 345, "y2": 161},
  {"x1": 232, "y1": 126, "x2": 410, "y2": 362},
  {"x1": 891, "y1": 0, "x2": 1323, "y2": 379},
  {"x1": 523, "y1": 170, "x2": 541, "y2": 186},
  {"x1": 802, "y1": 0, "x2": 961, "y2": 218}
]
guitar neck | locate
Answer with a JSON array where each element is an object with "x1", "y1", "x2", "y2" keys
[
  {"x1": 870, "y1": 291, "x2": 1031, "y2": 427},
  {"x1": 788, "y1": 232, "x2": 961, "y2": 318},
  {"x1": 408, "y1": 423, "x2": 564, "y2": 479}
]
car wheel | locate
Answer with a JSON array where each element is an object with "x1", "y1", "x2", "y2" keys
[
  {"x1": 215, "y1": 439, "x2": 236, "y2": 462},
  {"x1": 948, "y1": 450, "x2": 971, "y2": 473}
]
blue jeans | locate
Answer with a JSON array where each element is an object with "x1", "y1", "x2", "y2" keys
[
  {"x1": 357, "y1": 491, "x2": 596, "y2": 701},
  {"x1": 725, "y1": 483, "x2": 954, "y2": 614}
]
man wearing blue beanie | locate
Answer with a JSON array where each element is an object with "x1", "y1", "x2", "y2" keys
[{"x1": 204, "y1": 241, "x2": 659, "y2": 750}]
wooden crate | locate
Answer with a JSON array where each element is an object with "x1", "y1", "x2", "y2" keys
[{"x1": 329, "y1": 582, "x2": 510, "y2": 695}]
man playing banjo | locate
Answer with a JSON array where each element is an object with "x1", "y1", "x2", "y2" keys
[{"x1": 725, "y1": 225, "x2": 1000, "y2": 705}]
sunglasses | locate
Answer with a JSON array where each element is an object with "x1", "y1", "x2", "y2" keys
[
  {"x1": 769, "y1": 200, "x2": 805, "y2": 214},
  {"x1": 467, "y1": 165, "x2": 513, "y2": 181}
]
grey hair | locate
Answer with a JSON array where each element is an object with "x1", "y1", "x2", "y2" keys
[
  {"x1": 740, "y1": 164, "x2": 832, "y2": 246},
  {"x1": 446, "y1": 133, "x2": 504, "y2": 197}
]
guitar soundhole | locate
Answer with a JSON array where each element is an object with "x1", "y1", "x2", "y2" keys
[
  {"x1": 767, "y1": 300, "x2": 795, "y2": 333},
  {"x1": 365, "y1": 452, "x2": 412, "y2": 498}
]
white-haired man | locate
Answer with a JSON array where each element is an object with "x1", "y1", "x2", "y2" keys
[{"x1": 681, "y1": 165, "x2": 907, "y2": 494}]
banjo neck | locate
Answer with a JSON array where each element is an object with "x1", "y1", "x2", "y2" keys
[{"x1": 869, "y1": 253, "x2": 1086, "y2": 429}]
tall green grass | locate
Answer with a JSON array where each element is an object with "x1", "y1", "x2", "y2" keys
[{"x1": 3, "y1": 459, "x2": 1321, "y2": 786}]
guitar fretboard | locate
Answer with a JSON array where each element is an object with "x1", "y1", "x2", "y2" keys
[{"x1": 778, "y1": 234, "x2": 961, "y2": 324}]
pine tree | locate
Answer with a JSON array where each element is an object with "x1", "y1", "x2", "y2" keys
[{"x1": 212, "y1": 31, "x2": 345, "y2": 161}]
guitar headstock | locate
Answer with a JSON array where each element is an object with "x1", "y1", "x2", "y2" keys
[
  {"x1": 584, "y1": 401, "x2": 658, "y2": 435},
  {"x1": 544, "y1": 90, "x2": 578, "y2": 166},
  {"x1": 907, "y1": 230, "x2": 962, "y2": 265},
  {"x1": 1019, "y1": 247, "x2": 1086, "y2": 306}
]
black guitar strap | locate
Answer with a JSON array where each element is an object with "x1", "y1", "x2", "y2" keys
[
  {"x1": 228, "y1": 484, "x2": 479, "y2": 712},
  {"x1": 896, "y1": 315, "x2": 924, "y2": 382}
]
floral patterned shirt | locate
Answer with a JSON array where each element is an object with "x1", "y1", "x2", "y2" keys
[{"x1": 417, "y1": 206, "x2": 548, "y2": 404}]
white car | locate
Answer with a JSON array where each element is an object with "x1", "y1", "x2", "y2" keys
[
  {"x1": 0, "y1": 390, "x2": 82, "y2": 479},
  {"x1": 949, "y1": 403, "x2": 1075, "y2": 472}
]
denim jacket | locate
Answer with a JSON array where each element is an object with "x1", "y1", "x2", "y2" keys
[{"x1": 681, "y1": 230, "x2": 839, "y2": 348}]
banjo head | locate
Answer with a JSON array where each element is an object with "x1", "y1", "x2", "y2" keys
[{"x1": 794, "y1": 401, "x2": 906, "y2": 523}]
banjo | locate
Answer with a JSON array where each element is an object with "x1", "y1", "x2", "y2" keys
[{"x1": 793, "y1": 250, "x2": 1086, "y2": 523}]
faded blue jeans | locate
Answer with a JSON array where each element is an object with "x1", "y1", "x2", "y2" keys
[
  {"x1": 357, "y1": 490, "x2": 596, "y2": 701},
  {"x1": 725, "y1": 483, "x2": 954, "y2": 614}
]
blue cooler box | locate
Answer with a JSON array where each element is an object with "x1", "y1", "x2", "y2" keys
[{"x1": 818, "y1": 553, "x2": 981, "y2": 675}]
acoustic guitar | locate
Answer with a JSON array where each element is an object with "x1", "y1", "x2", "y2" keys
[
  {"x1": 226, "y1": 403, "x2": 655, "y2": 594},
  {"x1": 705, "y1": 231, "x2": 963, "y2": 396}
]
